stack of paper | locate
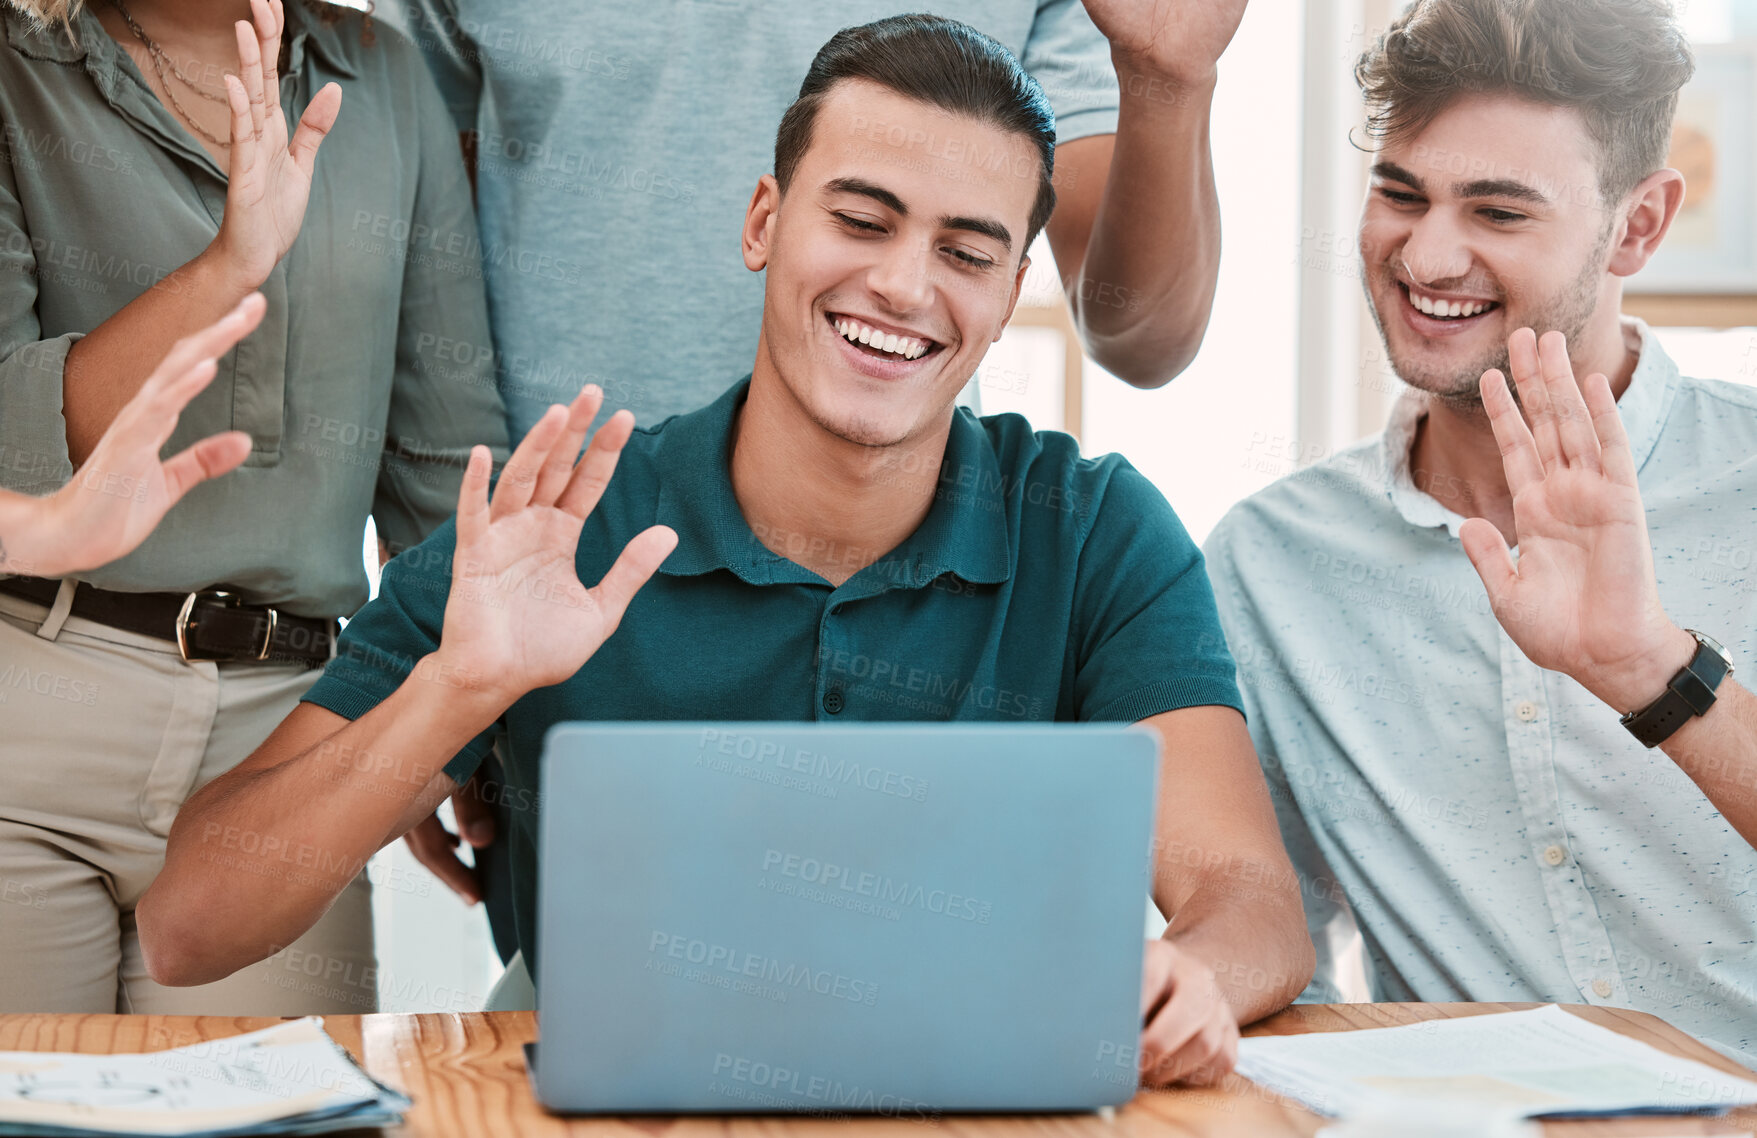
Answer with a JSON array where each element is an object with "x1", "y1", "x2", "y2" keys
[
  {"x1": 0, "y1": 1017, "x2": 410, "y2": 1137},
  {"x1": 1238, "y1": 1004, "x2": 1757, "y2": 1122}
]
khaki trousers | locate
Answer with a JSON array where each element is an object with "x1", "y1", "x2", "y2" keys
[{"x1": 0, "y1": 587, "x2": 376, "y2": 1014}]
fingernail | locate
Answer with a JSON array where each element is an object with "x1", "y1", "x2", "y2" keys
[{"x1": 466, "y1": 821, "x2": 492, "y2": 845}]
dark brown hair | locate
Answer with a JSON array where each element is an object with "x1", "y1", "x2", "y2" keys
[
  {"x1": 1355, "y1": 0, "x2": 1695, "y2": 200},
  {"x1": 774, "y1": 13, "x2": 1057, "y2": 251}
]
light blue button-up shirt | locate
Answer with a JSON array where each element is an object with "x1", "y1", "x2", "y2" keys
[{"x1": 1204, "y1": 322, "x2": 1757, "y2": 1067}]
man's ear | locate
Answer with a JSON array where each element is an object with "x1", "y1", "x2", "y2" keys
[
  {"x1": 993, "y1": 253, "x2": 1031, "y2": 342},
  {"x1": 1607, "y1": 168, "x2": 1686, "y2": 278},
  {"x1": 743, "y1": 174, "x2": 782, "y2": 272}
]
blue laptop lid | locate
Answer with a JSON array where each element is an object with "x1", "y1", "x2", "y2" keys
[{"x1": 534, "y1": 723, "x2": 1159, "y2": 1114}]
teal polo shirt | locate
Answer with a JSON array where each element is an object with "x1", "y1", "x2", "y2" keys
[{"x1": 303, "y1": 377, "x2": 1242, "y2": 964}]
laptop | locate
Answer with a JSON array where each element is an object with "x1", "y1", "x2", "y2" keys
[{"x1": 529, "y1": 723, "x2": 1159, "y2": 1115}]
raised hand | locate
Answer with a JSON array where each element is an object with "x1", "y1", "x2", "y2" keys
[
  {"x1": 0, "y1": 295, "x2": 264, "y2": 579},
  {"x1": 433, "y1": 386, "x2": 677, "y2": 710},
  {"x1": 211, "y1": 0, "x2": 342, "y2": 290},
  {"x1": 1459, "y1": 329, "x2": 1695, "y2": 711},
  {"x1": 1079, "y1": 0, "x2": 1248, "y2": 89}
]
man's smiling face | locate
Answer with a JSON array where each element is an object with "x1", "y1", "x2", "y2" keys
[
  {"x1": 744, "y1": 79, "x2": 1040, "y2": 448},
  {"x1": 1358, "y1": 92, "x2": 1620, "y2": 404}
]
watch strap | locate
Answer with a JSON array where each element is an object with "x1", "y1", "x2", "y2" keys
[{"x1": 1619, "y1": 633, "x2": 1731, "y2": 748}]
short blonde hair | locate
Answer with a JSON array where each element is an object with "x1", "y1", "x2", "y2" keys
[
  {"x1": 6, "y1": 0, "x2": 374, "y2": 42},
  {"x1": 6, "y1": 0, "x2": 83, "y2": 28}
]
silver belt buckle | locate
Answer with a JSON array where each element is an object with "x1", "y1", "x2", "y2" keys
[{"x1": 175, "y1": 589, "x2": 278, "y2": 662}]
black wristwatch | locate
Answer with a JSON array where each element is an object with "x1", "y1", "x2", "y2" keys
[{"x1": 1619, "y1": 630, "x2": 1734, "y2": 748}]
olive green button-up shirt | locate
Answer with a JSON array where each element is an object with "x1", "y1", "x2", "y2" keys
[{"x1": 0, "y1": 2, "x2": 508, "y2": 618}]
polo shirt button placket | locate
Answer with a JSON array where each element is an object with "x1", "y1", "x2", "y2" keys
[{"x1": 822, "y1": 689, "x2": 845, "y2": 715}]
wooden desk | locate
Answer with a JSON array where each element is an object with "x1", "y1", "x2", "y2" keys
[{"x1": 2, "y1": 1003, "x2": 1753, "y2": 1137}]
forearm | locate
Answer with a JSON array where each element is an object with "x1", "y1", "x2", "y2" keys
[
  {"x1": 1660, "y1": 679, "x2": 1757, "y2": 848},
  {"x1": 1158, "y1": 872, "x2": 1314, "y2": 1024},
  {"x1": 62, "y1": 248, "x2": 252, "y2": 467},
  {"x1": 138, "y1": 654, "x2": 504, "y2": 985},
  {"x1": 1071, "y1": 64, "x2": 1221, "y2": 388},
  {"x1": 0, "y1": 490, "x2": 49, "y2": 576},
  {"x1": 1584, "y1": 629, "x2": 1757, "y2": 850}
]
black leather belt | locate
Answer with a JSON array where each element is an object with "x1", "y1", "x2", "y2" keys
[{"x1": 0, "y1": 577, "x2": 337, "y2": 667}]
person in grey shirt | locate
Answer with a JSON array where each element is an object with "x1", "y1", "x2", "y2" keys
[
  {"x1": 389, "y1": 0, "x2": 1246, "y2": 431},
  {"x1": 386, "y1": 0, "x2": 1252, "y2": 928}
]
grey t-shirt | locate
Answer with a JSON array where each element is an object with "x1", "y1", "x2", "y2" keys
[{"x1": 386, "y1": 0, "x2": 1120, "y2": 440}]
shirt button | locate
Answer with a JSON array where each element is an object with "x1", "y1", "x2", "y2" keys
[
  {"x1": 822, "y1": 689, "x2": 845, "y2": 715},
  {"x1": 1543, "y1": 844, "x2": 1566, "y2": 866},
  {"x1": 1592, "y1": 978, "x2": 1613, "y2": 999},
  {"x1": 1515, "y1": 701, "x2": 1539, "y2": 722}
]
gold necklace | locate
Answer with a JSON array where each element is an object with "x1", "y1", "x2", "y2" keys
[{"x1": 107, "y1": 0, "x2": 231, "y2": 148}]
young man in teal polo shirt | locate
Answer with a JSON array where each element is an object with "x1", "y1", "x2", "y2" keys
[{"x1": 138, "y1": 16, "x2": 1312, "y2": 1085}]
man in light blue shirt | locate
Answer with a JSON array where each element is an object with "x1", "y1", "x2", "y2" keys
[{"x1": 1205, "y1": 0, "x2": 1757, "y2": 1065}]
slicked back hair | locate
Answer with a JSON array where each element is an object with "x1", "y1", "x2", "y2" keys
[
  {"x1": 1355, "y1": 0, "x2": 1695, "y2": 202},
  {"x1": 774, "y1": 13, "x2": 1057, "y2": 252}
]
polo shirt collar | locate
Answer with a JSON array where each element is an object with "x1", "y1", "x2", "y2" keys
[
  {"x1": 1380, "y1": 317, "x2": 1679, "y2": 537},
  {"x1": 654, "y1": 377, "x2": 1012, "y2": 591},
  {"x1": 884, "y1": 400, "x2": 1013, "y2": 590}
]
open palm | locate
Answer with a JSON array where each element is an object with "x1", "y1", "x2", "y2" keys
[
  {"x1": 1079, "y1": 0, "x2": 1248, "y2": 86},
  {"x1": 438, "y1": 387, "x2": 676, "y2": 704},
  {"x1": 215, "y1": 0, "x2": 342, "y2": 288},
  {"x1": 29, "y1": 296, "x2": 264, "y2": 578},
  {"x1": 1460, "y1": 329, "x2": 1682, "y2": 707}
]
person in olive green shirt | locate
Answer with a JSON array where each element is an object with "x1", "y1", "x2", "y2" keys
[
  {"x1": 0, "y1": 0, "x2": 508, "y2": 1014},
  {"x1": 141, "y1": 17, "x2": 1313, "y2": 1086}
]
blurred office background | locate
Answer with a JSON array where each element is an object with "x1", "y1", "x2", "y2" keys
[{"x1": 357, "y1": 0, "x2": 1757, "y2": 1009}]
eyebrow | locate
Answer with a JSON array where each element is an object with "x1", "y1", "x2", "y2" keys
[
  {"x1": 1371, "y1": 162, "x2": 1552, "y2": 207},
  {"x1": 822, "y1": 177, "x2": 1015, "y2": 253}
]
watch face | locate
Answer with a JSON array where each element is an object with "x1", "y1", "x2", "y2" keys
[{"x1": 1688, "y1": 629, "x2": 1733, "y2": 673}]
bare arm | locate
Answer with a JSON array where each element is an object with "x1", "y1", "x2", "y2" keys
[
  {"x1": 1660, "y1": 679, "x2": 1757, "y2": 848},
  {"x1": 1043, "y1": 0, "x2": 1246, "y2": 389},
  {"x1": 137, "y1": 384, "x2": 677, "y2": 986},
  {"x1": 62, "y1": 0, "x2": 340, "y2": 466},
  {"x1": 1134, "y1": 704, "x2": 1313, "y2": 1085},
  {"x1": 137, "y1": 682, "x2": 484, "y2": 985}
]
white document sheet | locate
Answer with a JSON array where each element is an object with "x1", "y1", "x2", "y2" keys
[
  {"x1": 1237, "y1": 1005, "x2": 1757, "y2": 1121},
  {"x1": 0, "y1": 1017, "x2": 410, "y2": 1137}
]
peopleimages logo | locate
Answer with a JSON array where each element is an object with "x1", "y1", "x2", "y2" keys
[
  {"x1": 710, "y1": 1053, "x2": 937, "y2": 1121},
  {"x1": 647, "y1": 932, "x2": 879, "y2": 1007},
  {"x1": 762, "y1": 850, "x2": 992, "y2": 924},
  {"x1": 696, "y1": 728, "x2": 929, "y2": 802}
]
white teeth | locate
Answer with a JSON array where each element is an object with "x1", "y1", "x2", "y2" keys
[
  {"x1": 835, "y1": 317, "x2": 931, "y2": 359},
  {"x1": 1410, "y1": 289, "x2": 1493, "y2": 320}
]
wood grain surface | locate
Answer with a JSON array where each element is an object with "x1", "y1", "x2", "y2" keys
[{"x1": 2, "y1": 1003, "x2": 1752, "y2": 1137}]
